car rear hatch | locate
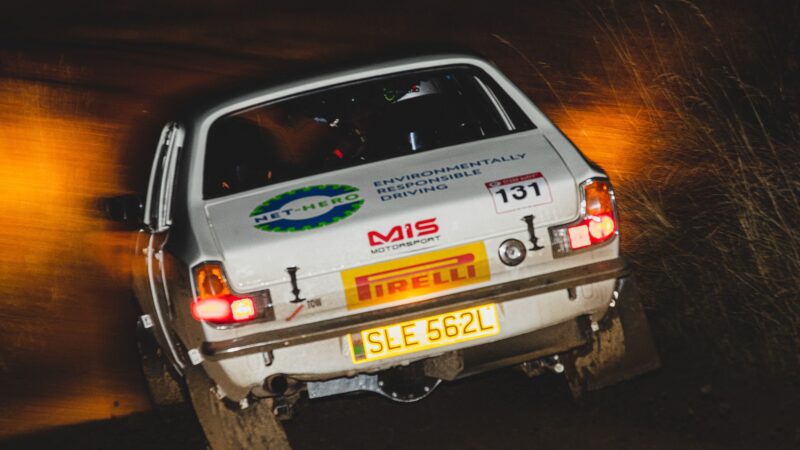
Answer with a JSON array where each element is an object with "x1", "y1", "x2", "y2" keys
[{"x1": 204, "y1": 130, "x2": 577, "y2": 328}]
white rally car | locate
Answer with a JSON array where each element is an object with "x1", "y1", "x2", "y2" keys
[{"x1": 107, "y1": 53, "x2": 659, "y2": 449}]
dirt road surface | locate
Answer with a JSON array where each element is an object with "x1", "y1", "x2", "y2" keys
[{"x1": 2, "y1": 354, "x2": 798, "y2": 449}]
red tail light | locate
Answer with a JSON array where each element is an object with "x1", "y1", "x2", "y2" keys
[
  {"x1": 550, "y1": 179, "x2": 618, "y2": 257},
  {"x1": 191, "y1": 262, "x2": 272, "y2": 326}
]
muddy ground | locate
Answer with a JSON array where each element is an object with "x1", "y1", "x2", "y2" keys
[{"x1": 2, "y1": 352, "x2": 798, "y2": 449}]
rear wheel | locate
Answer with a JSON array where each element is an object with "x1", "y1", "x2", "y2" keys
[
  {"x1": 563, "y1": 278, "x2": 661, "y2": 398},
  {"x1": 185, "y1": 366, "x2": 291, "y2": 450},
  {"x1": 136, "y1": 320, "x2": 186, "y2": 406}
]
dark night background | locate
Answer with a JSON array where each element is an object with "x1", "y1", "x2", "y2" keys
[{"x1": 0, "y1": 0, "x2": 798, "y2": 448}]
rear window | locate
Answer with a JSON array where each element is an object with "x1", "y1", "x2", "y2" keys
[{"x1": 204, "y1": 66, "x2": 534, "y2": 199}]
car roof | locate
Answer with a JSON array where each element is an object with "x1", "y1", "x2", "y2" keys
[{"x1": 170, "y1": 46, "x2": 492, "y2": 123}]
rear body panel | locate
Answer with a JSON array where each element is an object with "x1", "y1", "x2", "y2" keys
[{"x1": 204, "y1": 131, "x2": 577, "y2": 330}]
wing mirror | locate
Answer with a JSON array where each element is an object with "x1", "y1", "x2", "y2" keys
[{"x1": 103, "y1": 194, "x2": 144, "y2": 230}]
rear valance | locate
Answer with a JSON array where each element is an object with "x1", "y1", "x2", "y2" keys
[{"x1": 201, "y1": 257, "x2": 627, "y2": 361}]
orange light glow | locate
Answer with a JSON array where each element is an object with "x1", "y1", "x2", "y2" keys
[
  {"x1": 0, "y1": 76, "x2": 154, "y2": 438},
  {"x1": 549, "y1": 103, "x2": 655, "y2": 182}
]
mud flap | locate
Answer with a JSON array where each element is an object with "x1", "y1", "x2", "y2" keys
[{"x1": 564, "y1": 277, "x2": 660, "y2": 398}]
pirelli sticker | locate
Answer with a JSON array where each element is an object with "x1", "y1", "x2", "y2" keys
[{"x1": 341, "y1": 242, "x2": 490, "y2": 310}]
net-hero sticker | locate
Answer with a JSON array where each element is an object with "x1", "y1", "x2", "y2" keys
[{"x1": 250, "y1": 184, "x2": 364, "y2": 232}]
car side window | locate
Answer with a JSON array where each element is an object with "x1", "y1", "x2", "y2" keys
[{"x1": 145, "y1": 122, "x2": 184, "y2": 232}]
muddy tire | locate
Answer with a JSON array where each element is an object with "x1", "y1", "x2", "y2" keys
[
  {"x1": 185, "y1": 366, "x2": 291, "y2": 450},
  {"x1": 136, "y1": 322, "x2": 186, "y2": 406},
  {"x1": 564, "y1": 277, "x2": 661, "y2": 398}
]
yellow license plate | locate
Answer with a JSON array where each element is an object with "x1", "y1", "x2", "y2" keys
[{"x1": 348, "y1": 304, "x2": 500, "y2": 364}]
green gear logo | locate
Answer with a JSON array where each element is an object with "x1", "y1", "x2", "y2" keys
[{"x1": 250, "y1": 184, "x2": 364, "y2": 232}]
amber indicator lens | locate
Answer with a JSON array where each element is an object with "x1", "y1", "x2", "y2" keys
[
  {"x1": 584, "y1": 180, "x2": 614, "y2": 216},
  {"x1": 195, "y1": 263, "x2": 231, "y2": 298}
]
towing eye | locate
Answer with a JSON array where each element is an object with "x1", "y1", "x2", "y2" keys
[
  {"x1": 522, "y1": 214, "x2": 545, "y2": 251},
  {"x1": 286, "y1": 266, "x2": 305, "y2": 303}
]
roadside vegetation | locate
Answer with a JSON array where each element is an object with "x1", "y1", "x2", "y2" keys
[
  {"x1": 592, "y1": 1, "x2": 799, "y2": 372},
  {"x1": 498, "y1": 0, "x2": 799, "y2": 373}
]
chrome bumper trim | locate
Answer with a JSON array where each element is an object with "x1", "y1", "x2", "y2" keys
[{"x1": 201, "y1": 258, "x2": 627, "y2": 361}]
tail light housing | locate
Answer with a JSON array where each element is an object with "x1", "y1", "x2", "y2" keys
[
  {"x1": 191, "y1": 262, "x2": 274, "y2": 326},
  {"x1": 549, "y1": 179, "x2": 618, "y2": 257}
]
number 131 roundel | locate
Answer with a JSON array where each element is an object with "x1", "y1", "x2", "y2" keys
[{"x1": 485, "y1": 172, "x2": 553, "y2": 213}]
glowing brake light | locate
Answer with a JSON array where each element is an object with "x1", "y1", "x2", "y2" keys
[
  {"x1": 588, "y1": 214, "x2": 616, "y2": 240},
  {"x1": 191, "y1": 297, "x2": 231, "y2": 322},
  {"x1": 191, "y1": 262, "x2": 273, "y2": 326},
  {"x1": 230, "y1": 298, "x2": 256, "y2": 321},
  {"x1": 550, "y1": 179, "x2": 618, "y2": 257}
]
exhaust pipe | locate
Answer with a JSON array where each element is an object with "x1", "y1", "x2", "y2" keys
[{"x1": 264, "y1": 374, "x2": 289, "y2": 395}]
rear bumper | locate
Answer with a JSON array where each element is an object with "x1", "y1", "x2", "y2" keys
[{"x1": 201, "y1": 257, "x2": 628, "y2": 361}]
